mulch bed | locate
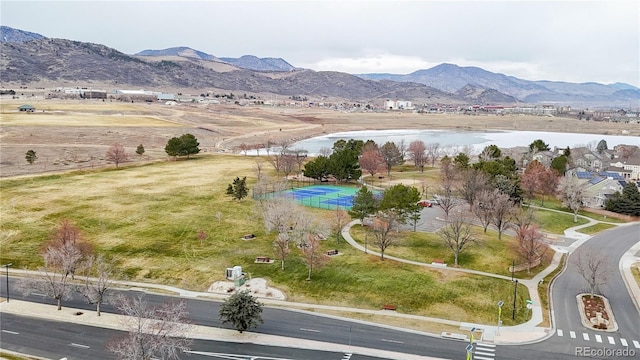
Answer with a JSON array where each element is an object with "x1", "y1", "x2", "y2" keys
[{"x1": 582, "y1": 295, "x2": 610, "y2": 330}]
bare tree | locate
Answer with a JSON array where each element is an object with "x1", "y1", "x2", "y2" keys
[
  {"x1": 261, "y1": 197, "x2": 300, "y2": 234},
  {"x1": 473, "y1": 190, "x2": 493, "y2": 233},
  {"x1": 516, "y1": 224, "x2": 548, "y2": 274},
  {"x1": 458, "y1": 168, "x2": 490, "y2": 210},
  {"x1": 16, "y1": 246, "x2": 74, "y2": 310},
  {"x1": 79, "y1": 254, "x2": 113, "y2": 316},
  {"x1": 426, "y1": 142, "x2": 441, "y2": 166},
  {"x1": 488, "y1": 189, "x2": 515, "y2": 240},
  {"x1": 45, "y1": 219, "x2": 93, "y2": 279},
  {"x1": 254, "y1": 159, "x2": 265, "y2": 180},
  {"x1": 573, "y1": 248, "x2": 609, "y2": 297},
  {"x1": 301, "y1": 234, "x2": 329, "y2": 280},
  {"x1": 318, "y1": 146, "x2": 332, "y2": 157},
  {"x1": 407, "y1": 140, "x2": 427, "y2": 172},
  {"x1": 107, "y1": 294, "x2": 192, "y2": 360},
  {"x1": 437, "y1": 212, "x2": 477, "y2": 266},
  {"x1": 438, "y1": 156, "x2": 459, "y2": 219},
  {"x1": 105, "y1": 143, "x2": 129, "y2": 168},
  {"x1": 332, "y1": 208, "x2": 349, "y2": 243},
  {"x1": 558, "y1": 176, "x2": 585, "y2": 222},
  {"x1": 273, "y1": 233, "x2": 290, "y2": 270},
  {"x1": 240, "y1": 143, "x2": 249, "y2": 156},
  {"x1": 359, "y1": 149, "x2": 384, "y2": 177},
  {"x1": 370, "y1": 211, "x2": 398, "y2": 260}
]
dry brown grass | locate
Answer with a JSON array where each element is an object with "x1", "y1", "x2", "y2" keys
[{"x1": 2, "y1": 98, "x2": 638, "y2": 178}]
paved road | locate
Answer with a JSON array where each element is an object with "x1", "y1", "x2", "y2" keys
[
  {"x1": 544, "y1": 223, "x2": 640, "y2": 357},
  {"x1": 0, "y1": 313, "x2": 384, "y2": 360}
]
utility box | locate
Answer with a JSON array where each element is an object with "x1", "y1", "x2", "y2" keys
[{"x1": 225, "y1": 265, "x2": 243, "y2": 280}]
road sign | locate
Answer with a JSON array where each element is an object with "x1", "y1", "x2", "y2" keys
[
  {"x1": 527, "y1": 303, "x2": 533, "y2": 310},
  {"x1": 498, "y1": 300, "x2": 504, "y2": 307},
  {"x1": 466, "y1": 344, "x2": 474, "y2": 352},
  {"x1": 526, "y1": 299, "x2": 534, "y2": 305}
]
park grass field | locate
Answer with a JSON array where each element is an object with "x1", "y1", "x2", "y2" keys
[
  {"x1": 0, "y1": 153, "x2": 531, "y2": 325},
  {"x1": 0, "y1": 113, "x2": 179, "y2": 127},
  {"x1": 350, "y1": 224, "x2": 552, "y2": 279}
]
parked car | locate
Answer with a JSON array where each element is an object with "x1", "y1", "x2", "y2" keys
[
  {"x1": 417, "y1": 200, "x2": 432, "y2": 207},
  {"x1": 429, "y1": 198, "x2": 440, "y2": 205}
]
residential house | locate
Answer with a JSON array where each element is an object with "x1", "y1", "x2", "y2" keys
[{"x1": 18, "y1": 104, "x2": 35, "y2": 112}]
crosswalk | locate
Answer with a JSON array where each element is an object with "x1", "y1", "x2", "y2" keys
[
  {"x1": 473, "y1": 342, "x2": 496, "y2": 360},
  {"x1": 556, "y1": 328, "x2": 640, "y2": 349},
  {"x1": 341, "y1": 354, "x2": 352, "y2": 360}
]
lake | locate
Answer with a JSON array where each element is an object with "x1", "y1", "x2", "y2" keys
[{"x1": 283, "y1": 129, "x2": 639, "y2": 155}]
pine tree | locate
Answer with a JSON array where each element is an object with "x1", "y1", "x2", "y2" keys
[
  {"x1": 226, "y1": 177, "x2": 249, "y2": 200},
  {"x1": 25, "y1": 149, "x2": 38, "y2": 164},
  {"x1": 219, "y1": 290, "x2": 263, "y2": 333}
]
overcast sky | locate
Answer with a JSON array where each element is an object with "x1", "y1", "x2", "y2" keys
[{"x1": 2, "y1": 1, "x2": 639, "y2": 87}]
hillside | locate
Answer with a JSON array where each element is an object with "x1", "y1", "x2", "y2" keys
[
  {"x1": 0, "y1": 38, "x2": 457, "y2": 102},
  {"x1": 358, "y1": 63, "x2": 639, "y2": 106}
]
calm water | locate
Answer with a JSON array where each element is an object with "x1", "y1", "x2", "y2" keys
[{"x1": 284, "y1": 130, "x2": 639, "y2": 155}]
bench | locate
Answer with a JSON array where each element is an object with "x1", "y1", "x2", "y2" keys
[
  {"x1": 382, "y1": 304, "x2": 396, "y2": 311},
  {"x1": 431, "y1": 259, "x2": 447, "y2": 267},
  {"x1": 243, "y1": 234, "x2": 256, "y2": 240},
  {"x1": 326, "y1": 249, "x2": 338, "y2": 256},
  {"x1": 255, "y1": 256, "x2": 271, "y2": 263}
]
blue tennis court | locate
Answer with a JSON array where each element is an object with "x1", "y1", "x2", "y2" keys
[{"x1": 278, "y1": 185, "x2": 362, "y2": 210}]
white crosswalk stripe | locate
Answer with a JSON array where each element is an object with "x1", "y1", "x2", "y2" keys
[
  {"x1": 595, "y1": 334, "x2": 602, "y2": 343},
  {"x1": 557, "y1": 329, "x2": 640, "y2": 349},
  {"x1": 474, "y1": 343, "x2": 496, "y2": 360},
  {"x1": 620, "y1": 338, "x2": 628, "y2": 347},
  {"x1": 342, "y1": 354, "x2": 352, "y2": 360}
]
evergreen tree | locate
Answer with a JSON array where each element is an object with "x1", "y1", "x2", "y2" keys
[
  {"x1": 25, "y1": 149, "x2": 37, "y2": 164},
  {"x1": 219, "y1": 290, "x2": 264, "y2": 333},
  {"x1": 135, "y1": 144, "x2": 145, "y2": 156},
  {"x1": 226, "y1": 177, "x2": 249, "y2": 200},
  {"x1": 606, "y1": 183, "x2": 640, "y2": 216},
  {"x1": 348, "y1": 186, "x2": 378, "y2": 222},
  {"x1": 379, "y1": 184, "x2": 421, "y2": 224}
]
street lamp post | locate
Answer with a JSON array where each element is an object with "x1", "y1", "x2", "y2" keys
[
  {"x1": 2, "y1": 263, "x2": 12, "y2": 303},
  {"x1": 497, "y1": 300, "x2": 504, "y2": 336},
  {"x1": 512, "y1": 279, "x2": 519, "y2": 320},
  {"x1": 364, "y1": 233, "x2": 368, "y2": 254}
]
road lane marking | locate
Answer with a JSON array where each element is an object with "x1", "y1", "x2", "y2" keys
[
  {"x1": 570, "y1": 331, "x2": 576, "y2": 339},
  {"x1": 474, "y1": 356, "x2": 495, "y2": 360},
  {"x1": 607, "y1": 336, "x2": 615, "y2": 345},
  {"x1": 32, "y1": 293, "x2": 46, "y2": 297},
  {"x1": 380, "y1": 339, "x2": 404, "y2": 344},
  {"x1": 342, "y1": 354, "x2": 352, "y2": 360},
  {"x1": 476, "y1": 351, "x2": 495, "y2": 356},
  {"x1": 69, "y1": 343, "x2": 90, "y2": 349},
  {"x1": 1, "y1": 330, "x2": 19, "y2": 335},
  {"x1": 475, "y1": 346, "x2": 495, "y2": 352},
  {"x1": 185, "y1": 352, "x2": 295, "y2": 360},
  {"x1": 557, "y1": 329, "x2": 563, "y2": 337},
  {"x1": 633, "y1": 340, "x2": 640, "y2": 348},
  {"x1": 583, "y1": 333, "x2": 590, "y2": 341},
  {"x1": 476, "y1": 342, "x2": 496, "y2": 348},
  {"x1": 595, "y1": 334, "x2": 602, "y2": 343},
  {"x1": 620, "y1": 338, "x2": 628, "y2": 346},
  {"x1": 299, "y1": 328, "x2": 321, "y2": 333}
]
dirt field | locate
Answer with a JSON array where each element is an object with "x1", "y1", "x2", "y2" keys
[{"x1": 1, "y1": 98, "x2": 638, "y2": 178}]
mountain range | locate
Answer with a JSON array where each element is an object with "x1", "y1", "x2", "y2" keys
[{"x1": 1, "y1": 25, "x2": 637, "y2": 107}]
